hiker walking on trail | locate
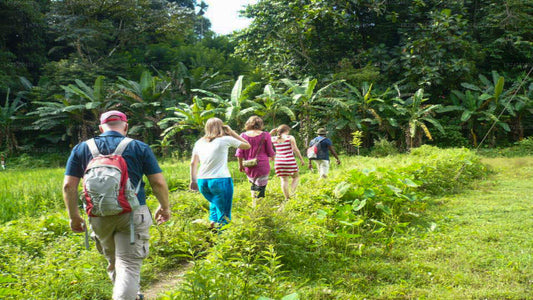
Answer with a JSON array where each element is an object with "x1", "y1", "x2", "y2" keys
[
  {"x1": 308, "y1": 128, "x2": 340, "y2": 178},
  {"x1": 63, "y1": 110, "x2": 171, "y2": 300},
  {"x1": 270, "y1": 124, "x2": 306, "y2": 202},
  {"x1": 189, "y1": 118, "x2": 250, "y2": 228},
  {"x1": 235, "y1": 116, "x2": 276, "y2": 206}
]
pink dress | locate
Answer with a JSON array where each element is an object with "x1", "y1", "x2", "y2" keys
[{"x1": 235, "y1": 132, "x2": 275, "y2": 186}]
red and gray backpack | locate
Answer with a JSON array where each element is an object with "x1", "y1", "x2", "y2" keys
[{"x1": 83, "y1": 137, "x2": 140, "y2": 217}]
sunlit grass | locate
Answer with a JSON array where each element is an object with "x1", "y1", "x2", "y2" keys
[
  {"x1": 1, "y1": 153, "x2": 531, "y2": 299},
  {"x1": 0, "y1": 168, "x2": 64, "y2": 223}
]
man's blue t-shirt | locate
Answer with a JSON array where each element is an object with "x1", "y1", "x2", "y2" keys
[
  {"x1": 309, "y1": 136, "x2": 332, "y2": 160},
  {"x1": 65, "y1": 131, "x2": 162, "y2": 205}
]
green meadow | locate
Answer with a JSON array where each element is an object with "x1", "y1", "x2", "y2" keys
[{"x1": 0, "y1": 147, "x2": 532, "y2": 299}]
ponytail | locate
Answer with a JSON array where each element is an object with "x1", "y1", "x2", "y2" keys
[{"x1": 276, "y1": 124, "x2": 290, "y2": 137}]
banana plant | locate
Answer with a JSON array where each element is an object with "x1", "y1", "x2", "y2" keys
[
  {"x1": 441, "y1": 72, "x2": 510, "y2": 146},
  {"x1": 282, "y1": 77, "x2": 345, "y2": 145},
  {"x1": 240, "y1": 84, "x2": 296, "y2": 128},
  {"x1": 393, "y1": 88, "x2": 444, "y2": 149},
  {"x1": 0, "y1": 89, "x2": 25, "y2": 152},
  {"x1": 158, "y1": 96, "x2": 221, "y2": 144},
  {"x1": 116, "y1": 71, "x2": 172, "y2": 140},
  {"x1": 500, "y1": 79, "x2": 533, "y2": 140},
  {"x1": 30, "y1": 76, "x2": 110, "y2": 143},
  {"x1": 338, "y1": 82, "x2": 397, "y2": 145},
  {"x1": 193, "y1": 75, "x2": 258, "y2": 129}
]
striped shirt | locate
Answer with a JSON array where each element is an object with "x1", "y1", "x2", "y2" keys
[{"x1": 273, "y1": 139, "x2": 298, "y2": 176}]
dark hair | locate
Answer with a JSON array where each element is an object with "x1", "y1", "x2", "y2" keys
[{"x1": 244, "y1": 116, "x2": 264, "y2": 131}]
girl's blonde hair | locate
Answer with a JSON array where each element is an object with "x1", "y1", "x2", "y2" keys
[
  {"x1": 203, "y1": 118, "x2": 226, "y2": 142},
  {"x1": 244, "y1": 115, "x2": 264, "y2": 131}
]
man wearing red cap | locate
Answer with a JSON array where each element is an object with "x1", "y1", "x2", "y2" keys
[{"x1": 62, "y1": 110, "x2": 171, "y2": 300}]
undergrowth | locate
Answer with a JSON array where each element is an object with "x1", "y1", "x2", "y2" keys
[{"x1": 0, "y1": 146, "x2": 491, "y2": 299}]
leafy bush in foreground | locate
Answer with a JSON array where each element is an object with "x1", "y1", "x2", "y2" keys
[{"x1": 163, "y1": 146, "x2": 488, "y2": 299}]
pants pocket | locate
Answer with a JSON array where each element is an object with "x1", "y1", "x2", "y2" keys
[
  {"x1": 91, "y1": 233, "x2": 104, "y2": 255},
  {"x1": 134, "y1": 232, "x2": 150, "y2": 259},
  {"x1": 133, "y1": 207, "x2": 152, "y2": 259}
]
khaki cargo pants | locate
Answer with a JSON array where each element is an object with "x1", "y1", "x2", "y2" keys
[
  {"x1": 313, "y1": 159, "x2": 330, "y2": 178},
  {"x1": 90, "y1": 205, "x2": 152, "y2": 300}
]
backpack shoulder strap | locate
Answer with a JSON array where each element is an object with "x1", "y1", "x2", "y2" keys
[
  {"x1": 86, "y1": 138, "x2": 100, "y2": 157},
  {"x1": 113, "y1": 137, "x2": 134, "y2": 155}
]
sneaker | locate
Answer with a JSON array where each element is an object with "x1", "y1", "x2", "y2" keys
[{"x1": 136, "y1": 293, "x2": 144, "y2": 300}]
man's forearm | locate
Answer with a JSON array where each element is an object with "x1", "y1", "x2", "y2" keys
[
  {"x1": 147, "y1": 173, "x2": 170, "y2": 208},
  {"x1": 152, "y1": 181, "x2": 170, "y2": 209},
  {"x1": 62, "y1": 176, "x2": 81, "y2": 218},
  {"x1": 64, "y1": 187, "x2": 79, "y2": 217}
]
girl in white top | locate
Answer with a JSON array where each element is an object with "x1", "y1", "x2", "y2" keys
[{"x1": 189, "y1": 118, "x2": 250, "y2": 227}]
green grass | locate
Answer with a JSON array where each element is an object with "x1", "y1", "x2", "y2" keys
[
  {"x1": 1, "y1": 150, "x2": 531, "y2": 299},
  {"x1": 0, "y1": 168, "x2": 65, "y2": 223},
  {"x1": 331, "y1": 156, "x2": 533, "y2": 299}
]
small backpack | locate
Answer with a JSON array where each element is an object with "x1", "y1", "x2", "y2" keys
[
  {"x1": 83, "y1": 137, "x2": 140, "y2": 217},
  {"x1": 306, "y1": 137, "x2": 326, "y2": 159}
]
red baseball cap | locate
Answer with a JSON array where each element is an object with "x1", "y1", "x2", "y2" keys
[{"x1": 100, "y1": 110, "x2": 128, "y2": 124}]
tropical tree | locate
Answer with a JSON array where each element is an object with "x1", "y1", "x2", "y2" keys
[
  {"x1": 116, "y1": 71, "x2": 172, "y2": 142},
  {"x1": 336, "y1": 82, "x2": 396, "y2": 147},
  {"x1": 442, "y1": 72, "x2": 510, "y2": 146},
  {"x1": 159, "y1": 96, "x2": 219, "y2": 142},
  {"x1": 0, "y1": 89, "x2": 25, "y2": 152},
  {"x1": 282, "y1": 77, "x2": 345, "y2": 145},
  {"x1": 393, "y1": 88, "x2": 444, "y2": 149},
  {"x1": 507, "y1": 80, "x2": 533, "y2": 140},
  {"x1": 163, "y1": 62, "x2": 230, "y2": 102},
  {"x1": 29, "y1": 76, "x2": 110, "y2": 144},
  {"x1": 193, "y1": 75, "x2": 258, "y2": 129},
  {"x1": 399, "y1": 8, "x2": 479, "y2": 95},
  {"x1": 158, "y1": 96, "x2": 219, "y2": 156},
  {"x1": 240, "y1": 84, "x2": 296, "y2": 128}
]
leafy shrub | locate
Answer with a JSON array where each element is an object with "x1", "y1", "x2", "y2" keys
[
  {"x1": 370, "y1": 138, "x2": 399, "y2": 157},
  {"x1": 0, "y1": 213, "x2": 110, "y2": 299},
  {"x1": 429, "y1": 122, "x2": 470, "y2": 148},
  {"x1": 407, "y1": 145, "x2": 487, "y2": 194},
  {"x1": 481, "y1": 136, "x2": 533, "y2": 157}
]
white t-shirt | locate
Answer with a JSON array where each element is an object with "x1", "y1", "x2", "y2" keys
[{"x1": 193, "y1": 136, "x2": 243, "y2": 179}]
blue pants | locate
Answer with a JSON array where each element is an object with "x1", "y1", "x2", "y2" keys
[{"x1": 197, "y1": 177, "x2": 234, "y2": 225}]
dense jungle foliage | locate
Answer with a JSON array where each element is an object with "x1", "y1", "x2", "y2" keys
[{"x1": 0, "y1": 0, "x2": 532, "y2": 157}]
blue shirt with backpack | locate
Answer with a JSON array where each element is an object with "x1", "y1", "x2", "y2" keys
[
  {"x1": 309, "y1": 136, "x2": 333, "y2": 160},
  {"x1": 65, "y1": 131, "x2": 162, "y2": 206}
]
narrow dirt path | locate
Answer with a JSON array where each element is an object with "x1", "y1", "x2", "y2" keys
[{"x1": 142, "y1": 262, "x2": 193, "y2": 300}]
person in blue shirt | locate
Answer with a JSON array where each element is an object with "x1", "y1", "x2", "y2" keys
[
  {"x1": 62, "y1": 110, "x2": 170, "y2": 300},
  {"x1": 308, "y1": 128, "x2": 341, "y2": 178}
]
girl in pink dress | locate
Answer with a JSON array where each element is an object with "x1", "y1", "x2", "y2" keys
[
  {"x1": 270, "y1": 124, "x2": 306, "y2": 201},
  {"x1": 236, "y1": 116, "x2": 276, "y2": 205}
]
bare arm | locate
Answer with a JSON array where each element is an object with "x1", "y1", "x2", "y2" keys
[
  {"x1": 290, "y1": 136, "x2": 305, "y2": 164},
  {"x1": 238, "y1": 157, "x2": 245, "y2": 172},
  {"x1": 224, "y1": 125, "x2": 251, "y2": 149},
  {"x1": 328, "y1": 145, "x2": 341, "y2": 164},
  {"x1": 147, "y1": 173, "x2": 171, "y2": 224},
  {"x1": 189, "y1": 154, "x2": 200, "y2": 191},
  {"x1": 62, "y1": 175, "x2": 85, "y2": 233}
]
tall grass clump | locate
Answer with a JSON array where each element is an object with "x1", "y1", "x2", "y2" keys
[
  {"x1": 406, "y1": 145, "x2": 487, "y2": 194},
  {"x1": 479, "y1": 136, "x2": 533, "y2": 157},
  {"x1": 0, "y1": 168, "x2": 65, "y2": 223}
]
